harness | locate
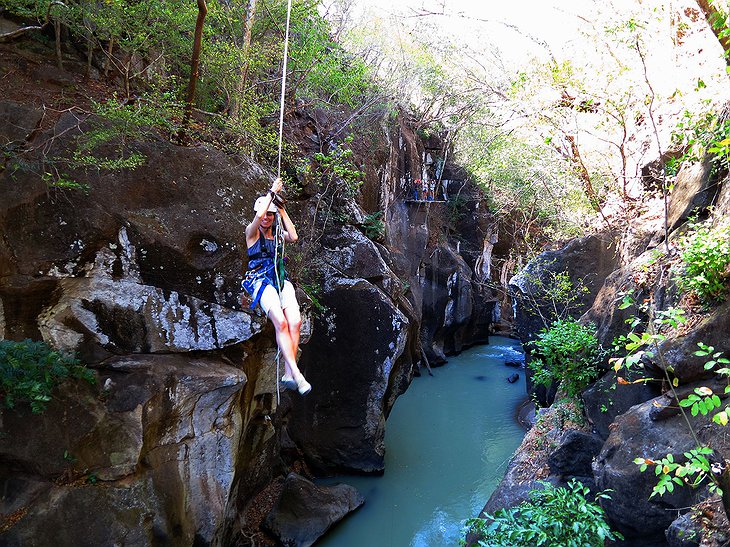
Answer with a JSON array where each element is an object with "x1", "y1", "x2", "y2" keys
[{"x1": 242, "y1": 228, "x2": 287, "y2": 310}]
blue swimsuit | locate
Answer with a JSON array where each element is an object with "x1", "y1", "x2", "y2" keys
[{"x1": 242, "y1": 231, "x2": 286, "y2": 310}]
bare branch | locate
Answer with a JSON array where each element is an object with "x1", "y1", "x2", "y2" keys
[{"x1": 0, "y1": 1, "x2": 67, "y2": 43}]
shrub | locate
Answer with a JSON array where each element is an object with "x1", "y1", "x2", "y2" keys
[
  {"x1": 0, "y1": 339, "x2": 95, "y2": 413},
  {"x1": 677, "y1": 219, "x2": 730, "y2": 304},
  {"x1": 518, "y1": 263, "x2": 591, "y2": 328},
  {"x1": 528, "y1": 319, "x2": 604, "y2": 398},
  {"x1": 362, "y1": 210, "x2": 385, "y2": 241},
  {"x1": 462, "y1": 479, "x2": 622, "y2": 546}
]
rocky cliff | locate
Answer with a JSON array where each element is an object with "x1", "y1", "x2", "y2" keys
[
  {"x1": 488, "y1": 128, "x2": 730, "y2": 546},
  {"x1": 0, "y1": 42, "x2": 500, "y2": 545}
]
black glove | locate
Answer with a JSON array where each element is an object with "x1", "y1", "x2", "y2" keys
[{"x1": 271, "y1": 191, "x2": 286, "y2": 208}]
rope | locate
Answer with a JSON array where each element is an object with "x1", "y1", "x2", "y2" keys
[
  {"x1": 273, "y1": 0, "x2": 293, "y2": 404},
  {"x1": 276, "y1": 0, "x2": 294, "y2": 179},
  {"x1": 275, "y1": 348, "x2": 281, "y2": 405}
]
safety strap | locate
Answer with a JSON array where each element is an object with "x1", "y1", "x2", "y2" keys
[{"x1": 274, "y1": 214, "x2": 286, "y2": 405}]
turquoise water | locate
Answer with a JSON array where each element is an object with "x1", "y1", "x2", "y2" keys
[{"x1": 317, "y1": 337, "x2": 527, "y2": 547}]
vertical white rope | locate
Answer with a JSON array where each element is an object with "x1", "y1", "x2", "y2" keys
[
  {"x1": 276, "y1": 0, "x2": 294, "y2": 179},
  {"x1": 276, "y1": 349, "x2": 281, "y2": 405},
  {"x1": 273, "y1": 0, "x2": 293, "y2": 404}
]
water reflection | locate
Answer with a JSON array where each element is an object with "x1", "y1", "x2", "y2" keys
[{"x1": 317, "y1": 337, "x2": 526, "y2": 547}]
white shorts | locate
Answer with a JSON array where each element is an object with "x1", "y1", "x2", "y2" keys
[{"x1": 253, "y1": 279, "x2": 299, "y2": 316}]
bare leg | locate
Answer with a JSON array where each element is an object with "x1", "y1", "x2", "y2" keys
[
  {"x1": 269, "y1": 307, "x2": 309, "y2": 394},
  {"x1": 283, "y1": 305, "x2": 302, "y2": 360},
  {"x1": 268, "y1": 307, "x2": 300, "y2": 378},
  {"x1": 260, "y1": 283, "x2": 310, "y2": 394}
]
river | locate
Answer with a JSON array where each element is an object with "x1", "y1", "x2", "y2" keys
[{"x1": 317, "y1": 336, "x2": 527, "y2": 546}]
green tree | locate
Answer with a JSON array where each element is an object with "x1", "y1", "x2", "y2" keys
[{"x1": 529, "y1": 319, "x2": 604, "y2": 398}]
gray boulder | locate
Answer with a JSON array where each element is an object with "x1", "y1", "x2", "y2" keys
[
  {"x1": 0, "y1": 101, "x2": 42, "y2": 145},
  {"x1": 592, "y1": 397, "x2": 724, "y2": 543},
  {"x1": 666, "y1": 512, "x2": 702, "y2": 547},
  {"x1": 583, "y1": 370, "x2": 662, "y2": 439},
  {"x1": 509, "y1": 233, "x2": 620, "y2": 345},
  {"x1": 263, "y1": 473, "x2": 364, "y2": 547},
  {"x1": 667, "y1": 158, "x2": 717, "y2": 232},
  {"x1": 657, "y1": 299, "x2": 730, "y2": 384},
  {"x1": 290, "y1": 276, "x2": 408, "y2": 474},
  {"x1": 547, "y1": 430, "x2": 604, "y2": 478}
]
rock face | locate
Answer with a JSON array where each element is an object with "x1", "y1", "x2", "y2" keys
[
  {"x1": 421, "y1": 245, "x2": 474, "y2": 363},
  {"x1": 1, "y1": 354, "x2": 246, "y2": 546},
  {"x1": 290, "y1": 276, "x2": 408, "y2": 473},
  {"x1": 1, "y1": 86, "x2": 499, "y2": 544},
  {"x1": 509, "y1": 232, "x2": 620, "y2": 345},
  {"x1": 593, "y1": 399, "x2": 714, "y2": 541}
]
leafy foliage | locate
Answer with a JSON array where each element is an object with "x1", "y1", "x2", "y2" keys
[
  {"x1": 528, "y1": 319, "x2": 604, "y2": 398},
  {"x1": 517, "y1": 262, "x2": 591, "y2": 329},
  {"x1": 676, "y1": 219, "x2": 730, "y2": 305},
  {"x1": 610, "y1": 297, "x2": 686, "y2": 372},
  {"x1": 668, "y1": 107, "x2": 730, "y2": 176},
  {"x1": 634, "y1": 447, "x2": 720, "y2": 498},
  {"x1": 301, "y1": 134, "x2": 364, "y2": 197},
  {"x1": 287, "y1": 5, "x2": 374, "y2": 109},
  {"x1": 458, "y1": 130, "x2": 587, "y2": 253},
  {"x1": 74, "y1": 93, "x2": 181, "y2": 169},
  {"x1": 613, "y1": 295, "x2": 730, "y2": 502},
  {"x1": 0, "y1": 339, "x2": 95, "y2": 413},
  {"x1": 2, "y1": 0, "x2": 385, "y2": 178},
  {"x1": 666, "y1": 107, "x2": 718, "y2": 176},
  {"x1": 362, "y1": 210, "x2": 385, "y2": 241},
  {"x1": 462, "y1": 479, "x2": 622, "y2": 546}
]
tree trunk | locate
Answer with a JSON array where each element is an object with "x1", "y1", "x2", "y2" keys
[
  {"x1": 564, "y1": 135, "x2": 613, "y2": 227},
  {"x1": 695, "y1": 0, "x2": 730, "y2": 65},
  {"x1": 229, "y1": 0, "x2": 256, "y2": 118},
  {"x1": 54, "y1": 19, "x2": 63, "y2": 70},
  {"x1": 0, "y1": 1, "x2": 65, "y2": 43},
  {"x1": 85, "y1": 30, "x2": 93, "y2": 78},
  {"x1": 181, "y1": 0, "x2": 208, "y2": 137},
  {"x1": 104, "y1": 37, "x2": 114, "y2": 77},
  {"x1": 565, "y1": 135, "x2": 599, "y2": 210}
]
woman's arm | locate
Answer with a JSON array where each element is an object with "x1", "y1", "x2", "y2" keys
[
  {"x1": 277, "y1": 205, "x2": 299, "y2": 243},
  {"x1": 245, "y1": 178, "x2": 283, "y2": 246}
]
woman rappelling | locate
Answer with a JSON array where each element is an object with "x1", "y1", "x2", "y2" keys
[{"x1": 242, "y1": 177, "x2": 311, "y2": 395}]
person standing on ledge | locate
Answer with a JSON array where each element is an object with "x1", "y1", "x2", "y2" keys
[{"x1": 242, "y1": 177, "x2": 311, "y2": 395}]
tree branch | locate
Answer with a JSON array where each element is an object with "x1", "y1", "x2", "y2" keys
[{"x1": 0, "y1": 1, "x2": 67, "y2": 43}]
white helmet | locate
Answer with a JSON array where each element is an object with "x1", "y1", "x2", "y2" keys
[{"x1": 254, "y1": 196, "x2": 277, "y2": 214}]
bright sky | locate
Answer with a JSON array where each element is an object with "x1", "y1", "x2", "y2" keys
[
  {"x1": 331, "y1": 0, "x2": 726, "y2": 94},
  {"x1": 347, "y1": 0, "x2": 605, "y2": 57}
]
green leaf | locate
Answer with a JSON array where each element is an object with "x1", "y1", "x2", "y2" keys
[{"x1": 714, "y1": 411, "x2": 728, "y2": 426}]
